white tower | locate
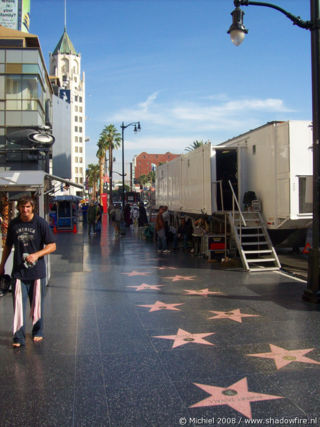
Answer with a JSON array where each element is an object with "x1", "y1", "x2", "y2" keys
[{"x1": 49, "y1": 24, "x2": 86, "y2": 194}]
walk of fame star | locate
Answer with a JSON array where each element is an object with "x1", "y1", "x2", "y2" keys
[
  {"x1": 247, "y1": 344, "x2": 320, "y2": 369},
  {"x1": 208, "y1": 309, "x2": 260, "y2": 323},
  {"x1": 153, "y1": 328, "x2": 215, "y2": 348},
  {"x1": 184, "y1": 288, "x2": 224, "y2": 297},
  {"x1": 190, "y1": 377, "x2": 283, "y2": 419},
  {"x1": 121, "y1": 270, "x2": 150, "y2": 276},
  {"x1": 163, "y1": 275, "x2": 196, "y2": 282},
  {"x1": 138, "y1": 300, "x2": 184, "y2": 312},
  {"x1": 127, "y1": 283, "x2": 163, "y2": 291}
]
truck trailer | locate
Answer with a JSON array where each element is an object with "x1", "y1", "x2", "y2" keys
[{"x1": 156, "y1": 121, "x2": 313, "y2": 271}]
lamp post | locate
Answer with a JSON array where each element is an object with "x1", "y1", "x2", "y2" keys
[
  {"x1": 228, "y1": 0, "x2": 320, "y2": 303},
  {"x1": 120, "y1": 122, "x2": 141, "y2": 212}
]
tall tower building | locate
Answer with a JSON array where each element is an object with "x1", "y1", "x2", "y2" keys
[{"x1": 49, "y1": 27, "x2": 86, "y2": 193}]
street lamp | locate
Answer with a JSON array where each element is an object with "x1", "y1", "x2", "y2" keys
[
  {"x1": 120, "y1": 121, "x2": 141, "y2": 211},
  {"x1": 228, "y1": 0, "x2": 320, "y2": 303}
]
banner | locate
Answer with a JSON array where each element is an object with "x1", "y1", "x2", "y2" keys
[
  {"x1": 21, "y1": 0, "x2": 30, "y2": 32},
  {"x1": 0, "y1": 0, "x2": 19, "y2": 30}
]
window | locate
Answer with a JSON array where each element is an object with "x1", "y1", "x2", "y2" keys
[
  {"x1": 75, "y1": 116, "x2": 78, "y2": 122},
  {"x1": 75, "y1": 126, "x2": 78, "y2": 132},
  {"x1": 80, "y1": 177, "x2": 83, "y2": 184},
  {"x1": 79, "y1": 96, "x2": 82, "y2": 102},
  {"x1": 252, "y1": 145, "x2": 256, "y2": 155},
  {"x1": 79, "y1": 137, "x2": 82, "y2": 143},
  {"x1": 79, "y1": 106, "x2": 82, "y2": 112},
  {"x1": 75, "y1": 146, "x2": 78, "y2": 153},
  {"x1": 79, "y1": 117, "x2": 82, "y2": 123},
  {"x1": 75, "y1": 157, "x2": 78, "y2": 163},
  {"x1": 75, "y1": 105, "x2": 78, "y2": 112},
  {"x1": 75, "y1": 96, "x2": 78, "y2": 102},
  {"x1": 79, "y1": 147, "x2": 82, "y2": 153},
  {"x1": 299, "y1": 176, "x2": 312, "y2": 214},
  {"x1": 79, "y1": 127, "x2": 82, "y2": 132},
  {"x1": 6, "y1": 74, "x2": 42, "y2": 111},
  {"x1": 75, "y1": 167, "x2": 78, "y2": 173},
  {"x1": 75, "y1": 136, "x2": 78, "y2": 142},
  {"x1": 79, "y1": 157, "x2": 83, "y2": 163}
]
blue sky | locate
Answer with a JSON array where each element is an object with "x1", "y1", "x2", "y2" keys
[{"x1": 31, "y1": 0, "x2": 311, "y2": 172}]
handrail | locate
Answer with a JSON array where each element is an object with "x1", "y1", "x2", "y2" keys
[{"x1": 228, "y1": 180, "x2": 247, "y2": 227}]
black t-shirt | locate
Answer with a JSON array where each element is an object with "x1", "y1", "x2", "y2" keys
[{"x1": 6, "y1": 214, "x2": 55, "y2": 280}]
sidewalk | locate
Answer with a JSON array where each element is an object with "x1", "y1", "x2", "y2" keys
[{"x1": 0, "y1": 216, "x2": 319, "y2": 426}]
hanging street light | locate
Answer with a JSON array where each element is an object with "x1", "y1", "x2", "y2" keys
[{"x1": 228, "y1": 0, "x2": 320, "y2": 303}]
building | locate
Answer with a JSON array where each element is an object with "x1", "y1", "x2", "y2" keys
[
  {"x1": 0, "y1": 25, "x2": 54, "y2": 172},
  {"x1": 49, "y1": 27, "x2": 86, "y2": 194},
  {"x1": 133, "y1": 152, "x2": 180, "y2": 181},
  {"x1": 0, "y1": 0, "x2": 30, "y2": 33}
]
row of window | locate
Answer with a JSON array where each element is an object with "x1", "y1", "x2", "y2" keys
[
  {"x1": 74, "y1": 146, "x2": 83, "y2": 153},
  {"x1": 74, "y1": 116, "x2": 83, "y2": 122},
  {"x1": 75, "y1": 167, "x2": 83, "y2": 174},
  {"x1": 74, "y1": 157, "x2": 83, "y2": 163},
  {"x1": 74, "y1": 126, "x2": 83, "y2": 133},
  {"x1": 74, "y1": 177, "x2": 83, "y2": 184},
  {"x1": 74, "y1": 136, "x2": 83, "y2": 143},
  {"x1": 74, "y1": 105, "x2": 83, "y2": 112}
]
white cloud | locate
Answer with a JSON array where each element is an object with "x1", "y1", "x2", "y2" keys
[{"x1": 87, "y1": 92, "x2": 296, "y2": 166}]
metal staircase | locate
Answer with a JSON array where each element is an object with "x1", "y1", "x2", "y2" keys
[{"x1": 227, "y1": 182, "x2": 281, "y2": 272}]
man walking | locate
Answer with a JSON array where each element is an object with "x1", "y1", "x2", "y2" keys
[
  {"x1": 87, "y1": 200, "x2": 99, "y2": 235},
  {"x1": 0, "y1": 195, "x2": 56, "y2": 348}
]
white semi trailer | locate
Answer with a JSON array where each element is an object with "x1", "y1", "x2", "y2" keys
[{"x1": 156, "y1": 121, "x2": 313, "y2": 269}]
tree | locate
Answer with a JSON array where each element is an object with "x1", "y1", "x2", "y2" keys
[
  {"x1": 147, "y1": 170, "x2": 155, "y2": 184},
  {"x1": 185, "y1": 140, "x2": 210, "y2": 152},
  {"x1": 86, "y1": 163, "x2": 100, "y2": 200},
  {"x1": 96, "y1": 124, "x2": 121, "y2": 204}
]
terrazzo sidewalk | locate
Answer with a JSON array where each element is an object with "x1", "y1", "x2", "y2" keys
[{"x1": 0, "y1": 216, "x2": 319, "y2": 427}]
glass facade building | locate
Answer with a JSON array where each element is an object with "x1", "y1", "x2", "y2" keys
[{"x1": 0, "y1": 27, "x2": 53, "y2": 170}]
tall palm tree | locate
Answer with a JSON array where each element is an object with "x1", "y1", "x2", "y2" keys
[
  {"x1": 185, "y1": 140, "x2": 209, "y2": 152},
  {"x1": 97, "y1": 124, "x2": 121, "y2": 204},
  {"x1": 86, "y1": 163, "x2": 100, "y2": 201}
]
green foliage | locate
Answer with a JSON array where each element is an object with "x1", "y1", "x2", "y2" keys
[{"x1": 185, "y1": 140, "x2": 210, "y2": 152}]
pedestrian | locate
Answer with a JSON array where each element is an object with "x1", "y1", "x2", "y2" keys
[
  {"x1": 0, "y1": 195, "x2": 56, "y2": 348},
  {"x1": 87, "y1": 200, "x2": 99, "y2": 235},
  {"x1": 138, "y1": 201, "x2": 148, "y2": 227},
  {"x1": 109, "y1": 204, "x2": 123, "y2": 235},
  {"x1": 191, "y1": 216, "x2": 208, "y2": 256},
  {"x1": 95, "y1": 203, "x2": 103, "y2": 233},
  {"x1": 155, "y1": 206, "x2": 169, "y2": 253},
  {"x1": 124, "y1": 204, "x2": 132, "y2": 227}
]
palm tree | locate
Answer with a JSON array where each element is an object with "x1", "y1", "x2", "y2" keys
[
  {"x1": 97, "y1": 124, "x2": 121, "y2": 203},
  {"x1": 185, "y1": 140, "x2": 209, "y2": 152},
  {"x1": 86, "y1": 163, "x2": 100, "y2": 200}
]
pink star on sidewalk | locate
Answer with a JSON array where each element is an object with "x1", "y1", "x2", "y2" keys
[
  {"x1": 138, "y1": 300, "x2": 184, "y2": 312},
  {"x1": 247, "y1": 344, "x2": 320, "y2": 370},
  {"x1": 127, "y1": 283, "x2": 163, "y2": 291},
  {"x1": 153, "y1": 328, "x2": 215, "y2": 348},
  {"x1": 190, "y1": 377, "x2": 283, "y2": 419},
  {"x1": 163, "y1": 275, "x2": 196, "y2": 282},
  {"x1": 121, "y1": 270, "x2": 150, "y2": 276},
  {"x1": 184, "y1": 288, "x2": 224, "y2": 297},
  {"x1": 208, "y1": 309, "x2": 260, "y2": 323}
]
